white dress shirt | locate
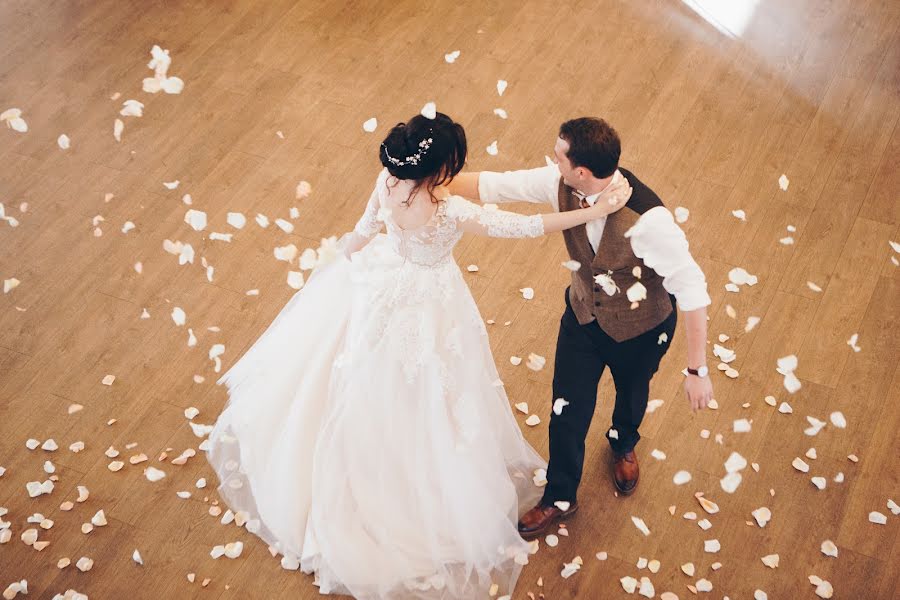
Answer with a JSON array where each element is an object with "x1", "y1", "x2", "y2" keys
[{"x1": 478, "y1": 164, "x2": 712, "y2": 312}]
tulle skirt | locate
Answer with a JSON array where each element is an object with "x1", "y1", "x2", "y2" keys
[{"x1": 206, "y1": 235, "x2": 546, "y2": 599}]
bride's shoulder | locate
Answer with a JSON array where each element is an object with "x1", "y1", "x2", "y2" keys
[{"x1": 441, "y1": 195, "x2": 483, "y2": 220}]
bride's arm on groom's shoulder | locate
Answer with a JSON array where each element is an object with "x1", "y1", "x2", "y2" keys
[
  {"x1": 448, "y1": 189, "x2": 628, "y2": 239},
  {"x1": 448, "y1": 164, "x2": 560, "y2": 207}
]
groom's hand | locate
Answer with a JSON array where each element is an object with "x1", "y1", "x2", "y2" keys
[{"x1": 684, "y1": 375, "x2": 713, "y2": 412}]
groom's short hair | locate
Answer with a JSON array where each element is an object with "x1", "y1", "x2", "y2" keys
[{"x1": 559, "y1": 117, "x2": 620, "y2": 179}]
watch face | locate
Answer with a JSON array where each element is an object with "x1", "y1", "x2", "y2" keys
[{"x1": 698, "y1": 366, "x2": 709, "y2": 377}]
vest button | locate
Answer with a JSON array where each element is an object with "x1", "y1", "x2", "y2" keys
[{"x1": 594, "y1": 301, "x2": 601, "y2": 306}]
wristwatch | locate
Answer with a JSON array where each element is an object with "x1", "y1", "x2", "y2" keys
[{"x1": 687, "y1": 365, "x2": 709, "y2": 378}]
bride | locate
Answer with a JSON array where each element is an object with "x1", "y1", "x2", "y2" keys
[{"x1": 206, "y1": 112, "x2": 630, "y2": 599}]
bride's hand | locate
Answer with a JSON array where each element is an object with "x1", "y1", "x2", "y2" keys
[{"x1": 589, "y1": 177, "x2": 632, "y2": 218}]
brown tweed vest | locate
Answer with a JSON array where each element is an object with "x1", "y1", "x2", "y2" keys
[{"x1": 559, "y1": 168, "x2": 674, "y2": 343}]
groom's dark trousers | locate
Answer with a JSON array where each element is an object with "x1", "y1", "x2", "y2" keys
[{"x1": 542, "y1": 287, "x2": 677, "y2": 504}]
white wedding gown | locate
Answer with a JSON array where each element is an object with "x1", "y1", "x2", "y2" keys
[{"x1": 207, "y1": 169, "x2": 548, "y2": 599}]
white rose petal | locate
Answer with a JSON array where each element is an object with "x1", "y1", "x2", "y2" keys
[
  {"x1": 720, "y1": 472, "x2": 742, "y2": 493},
  {"x1": 626, "y1": 281, "x2": 647, "y2": 303},
  {"x1": 761, "y1": 554, "x2": 779, "y2": 568},
  {"x1": 778, "y1": 174, "x2": 789, "y2": 190},
  {"x1": 144, "y1": 467, "x2": 166, "y2": 482},
  {"x1": 631, "y1": 516, "x2": 650, "y2": 536},
  {"x1": 552, "y1": 398, "x2": 569, "y2": 415},
  {"x1": 868, "y1": 511, "x2": 887, "y2": 525},
  {"x1": 420, "y1": 102, "x2": 437, "y2": 120},
  {"x1": 673, "y1": 471, "x2": 691, "y2": 485},
  {"x1": 792, "y1": 457, "x2": 810, "y2": 473},
  {"x1": 830, "y1": 411, "x2": 847, "y2": 428},
  {"x1": 733, "y1": 418, "x2": 751, "y2": 433},
  {"x1": 76, "y1": 556, "x2": 94, "y2": 572},
  {"x1": 184, "y1": 209, "x2": 207, "y2": 231}
]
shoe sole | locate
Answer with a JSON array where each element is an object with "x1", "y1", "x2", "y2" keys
[
  {"x1": 518, "y1": 504, "x2": 579, "y2": 541},
  {"x1": 614, "y1": 476, "x2": 639, "y2": 496}
]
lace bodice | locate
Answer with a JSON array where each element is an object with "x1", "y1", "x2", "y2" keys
[{"x1": 351, "y1": 169, "x2": 545, "y2": 267}]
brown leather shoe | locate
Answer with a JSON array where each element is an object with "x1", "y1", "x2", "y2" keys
[
  {"x1": 613, "y1": 450, "x2": 639, "y2": 495},
  {"x1": 517, "y1": 501, "x2": 579, "y2": 540}
]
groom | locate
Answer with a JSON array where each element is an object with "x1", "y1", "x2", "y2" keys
[{"x1": 449, "y1": 117, "x2": 713, "y2": 538}]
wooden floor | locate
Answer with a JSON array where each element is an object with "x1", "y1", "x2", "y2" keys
[{"x1": 1, "y1": 0, "x2": 898, "y2": 598}]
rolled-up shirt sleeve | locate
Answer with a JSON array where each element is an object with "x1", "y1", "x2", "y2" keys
[
  {"x1": 625, "y1": 206, "x2": 712, "y2": 311},
  {"x1": 477, "y1": 164, "x2": 561, "y2": 209}
]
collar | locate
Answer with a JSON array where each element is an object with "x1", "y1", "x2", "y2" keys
[{"x1": 572, "y1": 172, "x2": 618, "y2": 207}]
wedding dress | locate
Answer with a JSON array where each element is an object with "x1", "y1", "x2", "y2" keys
[{"x1": 206, "y1": 168, "x2": 548, "y2": 599}]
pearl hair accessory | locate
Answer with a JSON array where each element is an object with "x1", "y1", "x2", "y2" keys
[{"x1": 383, "y1": 137, "x2": 433, "y2": 167}]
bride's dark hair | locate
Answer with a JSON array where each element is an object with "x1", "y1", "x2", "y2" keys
[{"x1": 379, "y1": 112, "x2": 467, "y2": 204}]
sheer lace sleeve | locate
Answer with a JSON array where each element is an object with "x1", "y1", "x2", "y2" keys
[
  {"x1": 343, "y1": 169, "x2": 389, "y2": 258},
  {"x1": 444, "y1": 196, "x2": 544, "y2": 239},
  {"x1": 352, "y1": 169, "x2": 388, "y2": 238}
]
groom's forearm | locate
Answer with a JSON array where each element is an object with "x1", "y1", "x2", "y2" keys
[
  {"x1": 683, "y1": 307, "x2": 708, "y2": 368},
  {"x1": 447, "y1": 172, "x2": 481, "y2": 200}
]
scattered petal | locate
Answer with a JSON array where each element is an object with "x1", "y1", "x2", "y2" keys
[
  {"x1": 829, "y1": 411, "x2": 847, "y2": 428},
  {"x1": 144, "y1": 467, "x2": 166, "y2": 482},
  {"x1": 778, "y1": 174, "x2": 789, "y2": 190},
  {"x1": 420, "y1": 102, "x2": 437, "y2": 120},
  {"x1": 869, "y1": 511, "x2": 887, "y2": 525},
  {"x1": 552, "y1": 398, "x2": 569, "y2": 415},
  {"x1": 761, "y1": 554, "x2": 779, "y2": 568},
  {"x1": 631, "y1": 516, "x2": 651, "y2": 536}
]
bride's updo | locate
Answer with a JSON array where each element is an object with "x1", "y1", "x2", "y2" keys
[{"x1": 379, "y1": 112, "x2": 466, "y2": 204}]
